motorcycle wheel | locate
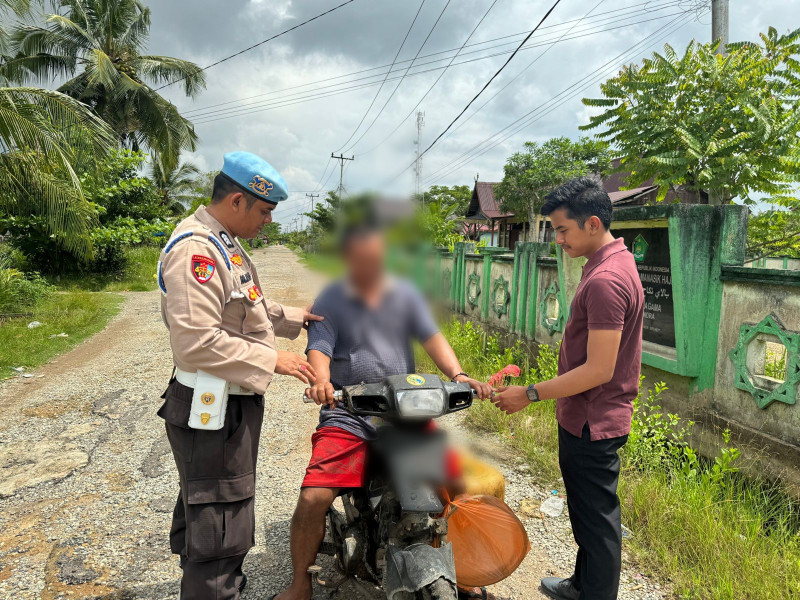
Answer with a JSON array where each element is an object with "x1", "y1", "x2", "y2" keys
[{"x1": 417, "y1": 577, "x2": 458, "y2": 600}]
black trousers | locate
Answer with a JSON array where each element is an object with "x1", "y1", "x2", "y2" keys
[
  {"x1": 559, "y1": 423, "x2": 628, "y2": 600},
  {"x1": 159, "y1": 380, "x2": 264, "y2": 600}
]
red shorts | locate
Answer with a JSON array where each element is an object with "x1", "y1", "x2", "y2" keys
[{"x1": 302, "y1": 426, "x2": 462, "y2": 489}]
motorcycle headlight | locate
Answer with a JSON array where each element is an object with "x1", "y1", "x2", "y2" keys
[{"x1": 396, "y1": 389, "x2": 446, "y2": 417}]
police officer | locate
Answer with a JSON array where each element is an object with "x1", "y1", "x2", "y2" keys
[{"x1": 157, "y1": 151, "x2": 320, "y2": 599}]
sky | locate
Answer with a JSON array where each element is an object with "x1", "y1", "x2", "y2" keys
[{"x1": 145, "y1": 0, "x2": 793, "y2": 227}]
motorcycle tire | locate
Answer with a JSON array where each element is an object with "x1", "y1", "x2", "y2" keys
[{"x1": 417, "y1": 577, "x2": 458, "y2": 600}]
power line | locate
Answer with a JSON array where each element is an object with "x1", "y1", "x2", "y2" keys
[
  {"x1": 190, "y1": 10, "x2": 689, "y2": 126},
  {"x1": 185, "y1": 5, "x2": 689, "y2": 121},
  {"x1": 354, "y1": 0, "x2": 502, "y2": 157},
  {"x1": 341, "y1": 0, "x2": 454, "y2": 154},
  {"x1": 423, "y1": 9, "x2": 705, "y2": 186},
  {"x1": 312, "y1": 157, "x2": 334, "y2": 193},
  {"x1": 334, "y1": 0, "x2": 428, "y2": 153},
  {"x1": 439, "y1": 0, "x2": 608, "y2": 146},
  {"x1": 180, "y1": 0, "x2": 683, "y2": 117},
  {"x1": 426, "y1": 11, "x2": 703, "y2": 184},
  {"x1": 154, "y1": 0, "x2": 358, "y2": 91},
  {"x1": 423, "y1": 13, "x2": 695, "y2": 184},
  {"x1": 393, "y1": 0, "x2": 566, "y2": 182}
]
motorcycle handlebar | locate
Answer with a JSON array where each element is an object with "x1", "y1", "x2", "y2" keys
[
  {"x1": 302, "y1": 390, "x2": 343, "y2": 404},
  {"x1": 302, "y1": 388, "x2": 478, "y2": 403}
]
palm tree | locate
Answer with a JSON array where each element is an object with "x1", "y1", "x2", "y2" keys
[
  {"x1": 4, "y1": 0, "x2": 205, "y2": 171},
  {"x1": 149, "y1": 155, "x2": 201, "y2": 214},
  {"x1": 0, "y1": 0, "x2": 116, "y2": 260}
]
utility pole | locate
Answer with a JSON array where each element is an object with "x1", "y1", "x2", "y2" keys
[
  {"x1": 331, "y1": 152, "x2": 354, "y2": 199},
  {"x1": 414, "y1": 111, "x2": 425, "y2": 205},
  {"x1": 712, "y1": 0, "x2": 729, "y2": 54},
  {"x1": 330, "y1": 153, "x2": 354, "y2": 229},
  {"x1": 305, "y1": 192, "x2": 319, "y2": 215}
]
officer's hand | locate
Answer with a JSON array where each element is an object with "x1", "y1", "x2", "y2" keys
[
  {"x1": 303, "y1": 305, "x2": 324, "y2": 330},
  {"x1": 276, "y1": 351, "x2": 317, "y2": 384},
  {"x1": 304, "y1": 380, "x2": 337, "y2": 408}
]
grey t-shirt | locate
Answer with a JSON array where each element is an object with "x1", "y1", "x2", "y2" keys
[{"x1": 305, "y1": 278, "x2": 439, "y2": 440}]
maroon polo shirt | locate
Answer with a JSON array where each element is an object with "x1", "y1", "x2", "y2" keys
[{"x1": 556, "y1": 237, "x2": 644, "y2": 441}]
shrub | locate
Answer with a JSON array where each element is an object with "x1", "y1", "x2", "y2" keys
[{"x1": 0, "y1": 255, "x2": 55, "y2": 313}]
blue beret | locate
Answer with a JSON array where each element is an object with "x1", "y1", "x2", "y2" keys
[{"x1": 220, "y1": 151, "x2": 289, "y2": 204}]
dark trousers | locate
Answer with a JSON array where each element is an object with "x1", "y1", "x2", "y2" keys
[
  {"x1": 159, "y1": 380, "x2": 264, "y2": 600},
  {"x1": 559, "y1": 423, "x2": 628, "y2": 600}
]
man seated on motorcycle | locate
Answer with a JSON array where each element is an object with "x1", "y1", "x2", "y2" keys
[{"x1": 272, "y1": 222, "x2": 494, "y2": 600}]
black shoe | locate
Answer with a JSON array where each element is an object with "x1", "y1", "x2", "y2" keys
[
  {"x1": 540, "y1": 577, "x2": 580, "y2": 600},
  {"x1": 238, "y1": 574, "x2": 247, "y2": 593}
]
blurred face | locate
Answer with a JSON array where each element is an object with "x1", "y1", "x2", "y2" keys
[
  {"x1": 344, "y1": 233, "x2": 385, "y2": 286},
  {"x1": 549, "y1": 207, "x2": 604, "y2": 259},
  {"x1": 228, "y1": 193, "x2": 274, "y2": 238}
]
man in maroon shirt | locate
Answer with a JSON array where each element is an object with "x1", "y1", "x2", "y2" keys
[{"x1": 493, "y1": 177, "x2": 644, "y2": 600}]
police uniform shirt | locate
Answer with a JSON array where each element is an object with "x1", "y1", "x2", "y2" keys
[{"x1": 159, "y1": 205, "x2": 304, "y2": 395}]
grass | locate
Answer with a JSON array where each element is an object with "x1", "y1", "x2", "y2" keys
[
  {"x1": 297, "y1": 250, "x2": 345, "y2": 277},
  {"x1": 0, "y1": 291, "x2": 124, "y2": 379},
  {"x1": 418, "y1": 318, "x2": 800, "y2": 600},
  {"x1": 53, "y1": 246, "x2": 161, "y2": 292}
]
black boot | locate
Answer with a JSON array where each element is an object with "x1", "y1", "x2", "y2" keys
[{"x1": 540, "y1": 576, "x2": 580, "y2": 600}]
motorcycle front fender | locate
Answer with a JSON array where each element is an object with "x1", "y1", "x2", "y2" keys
[{"x1": 383, "y1": 542, "x2": 457, "y2": 600}]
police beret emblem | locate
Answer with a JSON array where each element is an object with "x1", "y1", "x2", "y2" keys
[
  {"x1": 201, "y1": 392, "x2": 215, "y2": 405},
  {"x1": 248, "y1": 174, "x2": 273, "y2": 197}
]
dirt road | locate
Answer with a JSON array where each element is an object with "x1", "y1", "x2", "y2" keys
[{"x1": 0, "y1": 247, "x2": 667, "y2": 600}]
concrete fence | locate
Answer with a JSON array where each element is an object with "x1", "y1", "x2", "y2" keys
[{"x1": 411, "y1": 205, "x2": 800, "y2": 490}]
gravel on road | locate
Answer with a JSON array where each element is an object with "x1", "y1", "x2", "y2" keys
[{"x1": 0, "y1": 246, "x2": 669, "y2": 600}]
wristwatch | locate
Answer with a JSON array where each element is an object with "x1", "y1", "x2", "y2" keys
[{"x1": 526, "y1": 384, "x2": 540, "y2": 403}]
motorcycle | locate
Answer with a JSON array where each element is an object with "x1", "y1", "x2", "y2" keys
[{"x1": 303, "y1": 373, "x2": 474, "y2": 600}]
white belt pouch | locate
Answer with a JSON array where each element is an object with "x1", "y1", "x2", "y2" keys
[{"x1": 188, "y1": 369, "x2": 230, "y2": 430}]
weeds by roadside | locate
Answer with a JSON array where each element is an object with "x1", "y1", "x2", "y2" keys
[
  {"x1": 52, "y1": 246, "x2": 161, "y2": 292},
  {"x1": 417, "y1": 318, "x2": 800, "y2": 600},
  {"x1": 0, "y1": 291, "x2": 124, "y2": 379}
]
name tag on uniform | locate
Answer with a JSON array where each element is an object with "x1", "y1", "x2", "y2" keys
[{"x1": 188, "y1": 370, "x2": 229, "y2": 430}]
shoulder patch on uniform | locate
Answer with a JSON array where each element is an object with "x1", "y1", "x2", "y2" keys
[
  {"x1": 219, "y1": 231, "x2": 235, "y2": 249},
  {"x1": 240, "y1": 272, "x2": 252, "y2": 285},
  {"x1": 207, "y1": 234, "x2": 232, "y2": 271},
  {"x1": 192, "y1": 255, "x2": 216, "y2": 284},
  {"x1": 231, "y1": 254, "x2": 243, "y2": 266}
]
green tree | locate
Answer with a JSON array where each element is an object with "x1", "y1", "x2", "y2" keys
[
  {"x1": 304, "y1": 191, "x2": 341, "y2": 232},
  {"x1": 149, "y1": 156, "x2": 201, "y2": 214},
  {"x1": 0, "y1": 0, "x2": 117, "y2": 261},
  {"x1": 419, "y1": 200, "x2": 463, "y2": 248},
  {"x1": 4, "y1": 0, "x2": 206, "y2": 171},
  {"x1": 747, "y1": 208, "x2": 800, "y2": 259},
  {"x1": 420, "y1": 185, "x2": 472, "y2": 217},
  {"x1": 581, "y1": 31, "x2": 800, "y2": 206},
  {"x1": 260, "y1": 221, "x2": 281, "y2": 244},
  {"x1": 495, "y1": 137, "x2": 612, "y2": 242}
]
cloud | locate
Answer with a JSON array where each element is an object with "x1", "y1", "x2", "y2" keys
[{"x1": 143, "y1": 0, "x2": 789, "y2": 221}]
